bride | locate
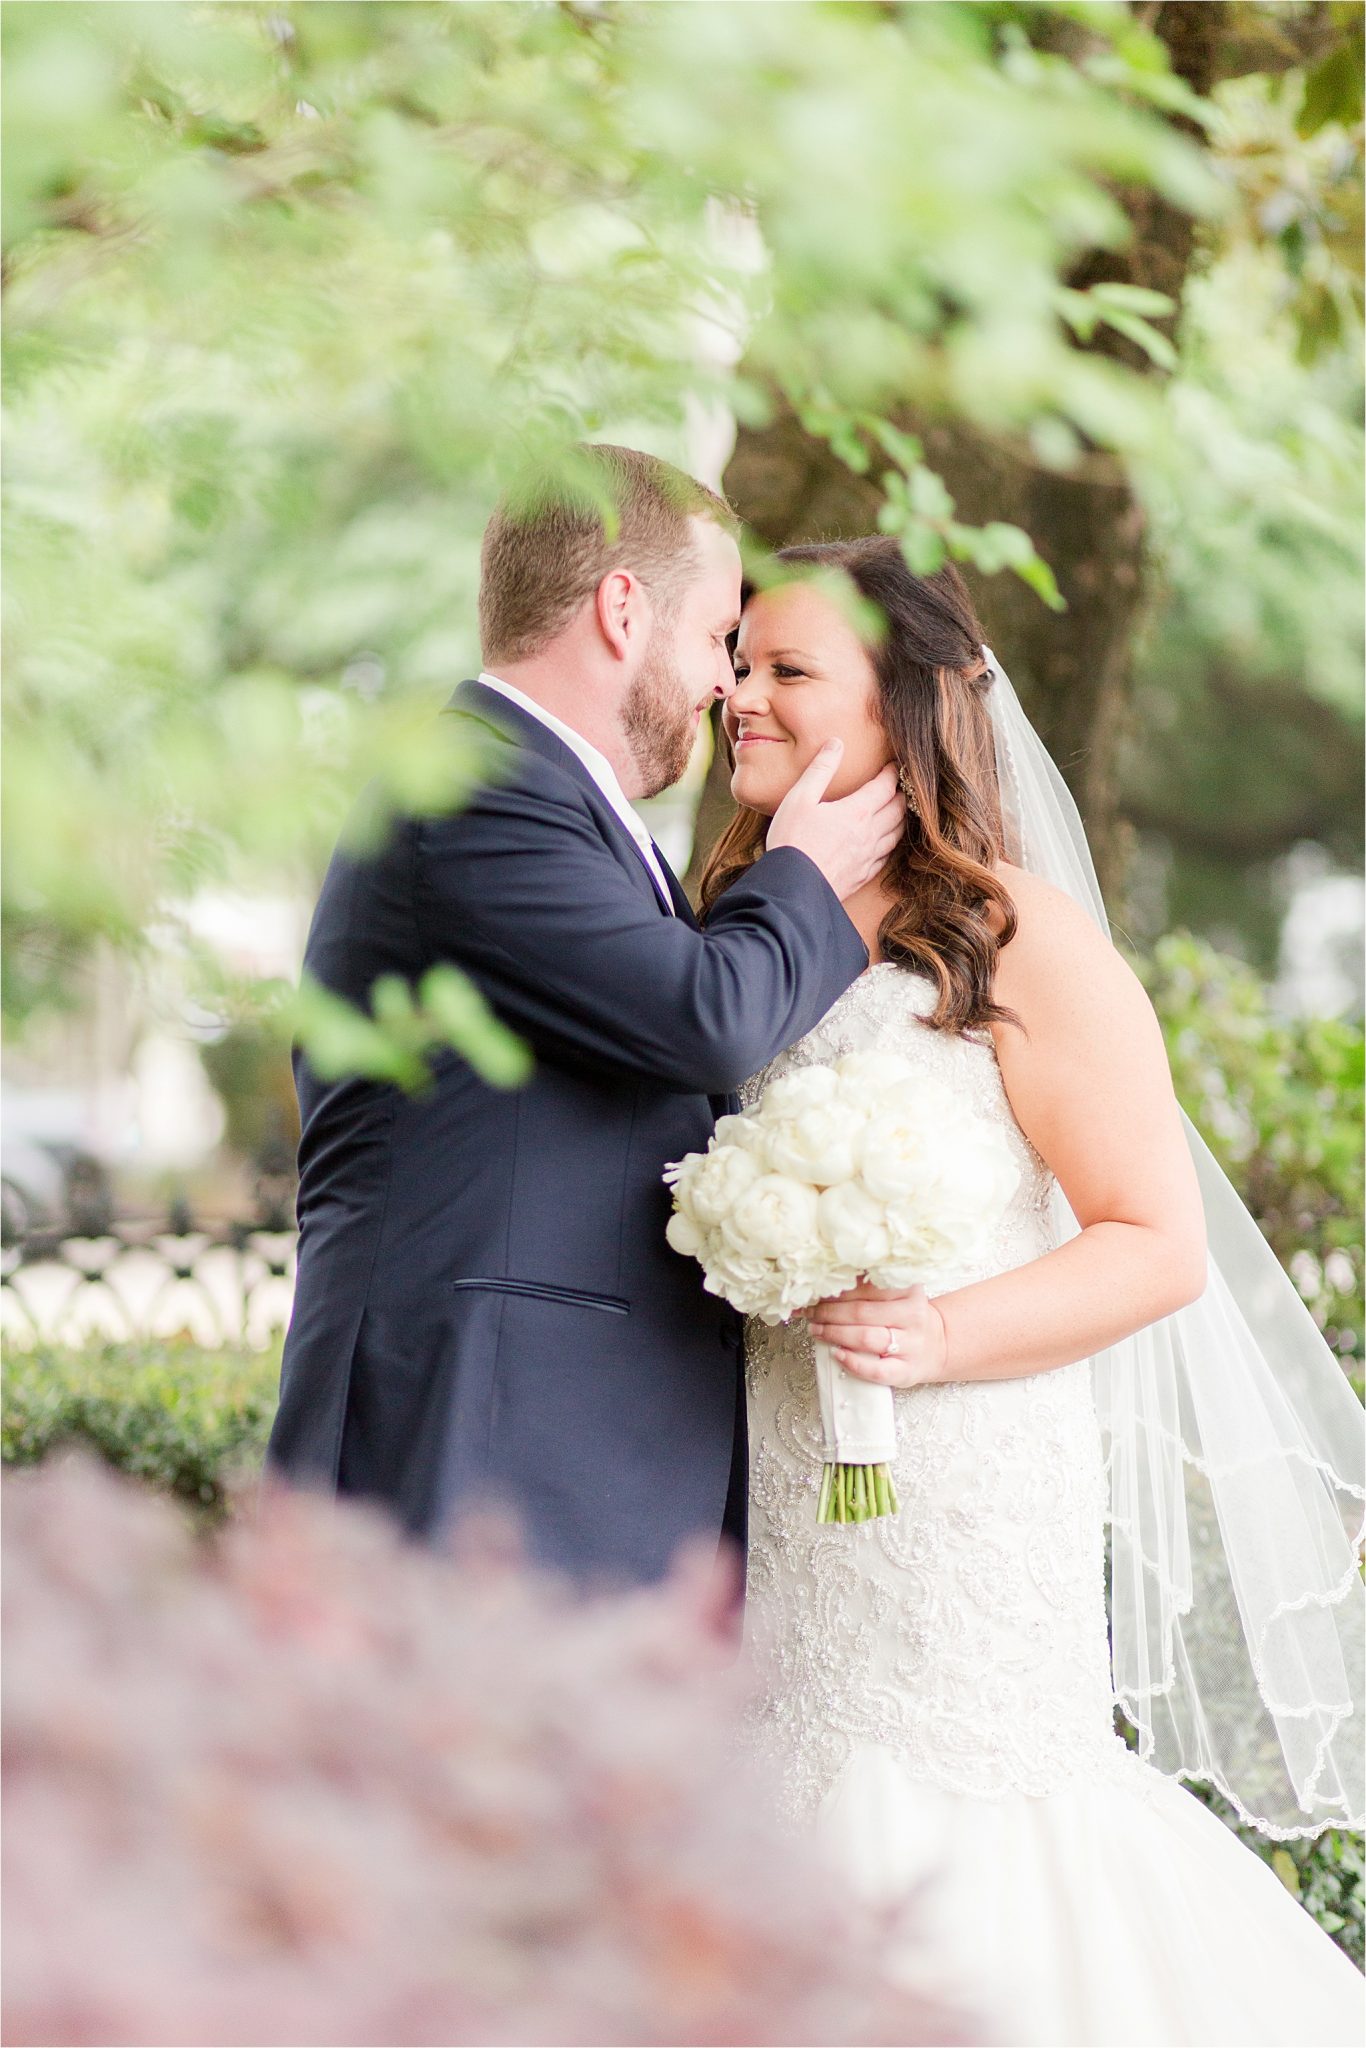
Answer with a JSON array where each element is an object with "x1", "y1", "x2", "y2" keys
[{"x1": 702, "y1": 538, "x2": 1364, "y2": 2047}]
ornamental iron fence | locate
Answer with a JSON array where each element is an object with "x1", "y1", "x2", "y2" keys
[{"x1": 2, "y1": 1212, "x2": 297, "y2": 1350}]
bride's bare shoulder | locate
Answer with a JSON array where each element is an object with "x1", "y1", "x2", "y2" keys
[
  {"x1": 985, "y1": 859, "x2": 1147, "y2": 1021},
  {"x1": 984, "y1": 859, "x2": 1093, "y2": 944}
]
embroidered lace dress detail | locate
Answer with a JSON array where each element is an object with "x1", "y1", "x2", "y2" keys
[{"x1": 737, "y1": 964, "x2": 1148, "y2": 1823}]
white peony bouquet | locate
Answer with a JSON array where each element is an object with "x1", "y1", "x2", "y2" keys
[{"x1": 664, "y1": 1051, "x2": 1021, "y2": 1524}]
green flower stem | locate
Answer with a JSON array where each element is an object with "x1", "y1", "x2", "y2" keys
[
  {"x1": 816, "y1": 1462, "x2": 834, "y2": 1521},
  {"x1": 817, "y1": 1461, "x2": 900, "y2": 1524}
]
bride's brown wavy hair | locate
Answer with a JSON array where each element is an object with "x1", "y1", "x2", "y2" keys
[{"x1": 700, "y1": 537, "x2": 1020, "y2": 1036}]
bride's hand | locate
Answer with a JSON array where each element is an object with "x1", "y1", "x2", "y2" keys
[{"x1": 806, "y1": 1281, "x2": 948, "y2": 1388}]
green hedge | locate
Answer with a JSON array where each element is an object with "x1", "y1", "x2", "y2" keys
[
  {"x1": 1143, "y1": 931, "x2": 1364, "y2": 1381},
  {"x1": 1, "y1": 1338, "x2": 280, "y2": 1522}
]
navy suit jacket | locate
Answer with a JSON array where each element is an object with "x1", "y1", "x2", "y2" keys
[{"x1": 265, "y1": 678, "x2": 868, "y2": 1590}]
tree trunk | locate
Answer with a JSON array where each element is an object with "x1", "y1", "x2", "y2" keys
[{"x1": 685, "y1": 1, "x2": 1222, "y2": 912}]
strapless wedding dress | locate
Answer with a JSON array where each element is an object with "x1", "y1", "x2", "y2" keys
[{"x1": 737, "y1": 963, "x2": 1362, "y2": 2048}]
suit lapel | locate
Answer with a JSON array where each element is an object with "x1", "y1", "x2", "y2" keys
[
  {"x1": 445, "y1": 678, "x2": 670, "y2": 916},
  {"x1": 643, "y1": 843, "x2": 732, "y2": 1110},
  {"x1": 653, "y1": 842, "x2": 699, "y2": 929},
  {"x1": 446, "y1": 682, "x2": 736, "y2": 1115}
]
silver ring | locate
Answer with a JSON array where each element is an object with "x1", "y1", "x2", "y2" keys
[{"x1": 884, "y1": 1327, "x2": 899, "y2": 1359}]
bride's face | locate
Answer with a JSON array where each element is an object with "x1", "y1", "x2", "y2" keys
[{"x1": 725, "y1": 583, "x2": 890, "y2": 816}]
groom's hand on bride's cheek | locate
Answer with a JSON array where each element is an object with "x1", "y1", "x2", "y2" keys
[
  {"x1": 808, "y1": 1282, "x2": 948, "y2": 1388},
  {"x1": 767, "y1": 746, "x2": 905, "y2": 903}
]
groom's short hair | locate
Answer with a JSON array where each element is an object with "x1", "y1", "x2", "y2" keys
[{"x1": 479, "y1": 443, "x2": 737, "y2": 665}]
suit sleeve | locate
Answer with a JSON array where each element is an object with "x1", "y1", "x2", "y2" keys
[{"x1": 413, "y1": 767, "x2": 869, "y2": 1096}]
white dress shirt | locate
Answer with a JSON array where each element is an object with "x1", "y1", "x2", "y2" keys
[{"x1": 476, "y1": 670, "x2": 675, "y2": 914}]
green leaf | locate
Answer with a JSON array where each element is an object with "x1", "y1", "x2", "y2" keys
[
  {"x1": 957, "y1": 519, "x2": 1064, "y2": 610},
  {"x1": 898, "y1": 525, "x2": 945, "y2": 576},
  {"x1": 1097, "y1": 306, "x2": 1177, "y2": 371},
  {"x1": 795, "y1": 400, "x2": 870, "y2": 473},
  {"x1": 1087, "y1": 282, "x2": 1177, "y2": 320},
  {"x1": 1298, "y1": 35, "x2": 1365, "y2": 139},
  {"x1": 1057, "y1": 283, "x2": 1176, "y2": 370},
  {"x1": 1012, "y1": 552, "x2": 1064, "y2": 612},
  {"x1": 876, "y1": 475, "x2": 908, "y2": 534},
  {"x1": 865, "y1": 417, "x2": 924, "y2": 474},
  {"x1": 1056, "y1": 287, "x2": 1100, "y2": 341},
  {"x1": 907, "y1": 466, "x2": 955, "y2": 522},
  {"x1": 418, "y1": 965, "x2": 533, "y2": 1089}
]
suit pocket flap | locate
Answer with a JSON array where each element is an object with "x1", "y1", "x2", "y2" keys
[{"x1": 445, "y1": 1276, "x2": 629, "y2": 1315}]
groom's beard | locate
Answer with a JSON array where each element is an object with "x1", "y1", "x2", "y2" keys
[{"x1": 621, "y1": 638, "x2": 697, "y2": 799}]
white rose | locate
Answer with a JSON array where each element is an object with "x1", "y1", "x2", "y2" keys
[
  {"x1": 758, "y1": 1065, "x2": 841, "y2": 1120},
  {"x1": 665, "y1": 1208, "x2": 706, "y2": 1259},
  {"x1": 870, "y1": 1211, "x2": 945, "y2": 1286},
  {"x1": 712, "y1": 1112, "x2": 770, "y2": 1158},
  {"x1": 965, "y1": 1127, "x2": 1022, "y2": 1202},
  {"x1": 855, "y1": 1108, "x2": 937, "y2": 1204},
  {"x1": 765, "y1": 1099, "x2": 866, "y2": 1187},
  {"x1": 703, "y1": 1245, "x2": 779, "y2": 1317},
  {"x1": 881, "y1": 1204, "x2": 975, "y2": 1284},
  {"x1": 718, "y1": 1172, "x2": 821, "y2": 1262},
  {"x1": 817, "y1": 1181, "x2": 893, "y2": 1271},
  {"x1": 865, "y1": 1123, "x2": 1021, "y2": 1285},
  {"x1": 683, "y1": 1145, "x2": 764, "y2": 1229},
  {"x1": 739, "y1": 1248, "x2": 846, "y2": 1325},
  {"x1": 768, "y1": 1277, "x2": 831, "y2": 1323},
  {"x1": 937, "y1": 1135, "x2": 1019, "y2": 1217},
  {"x1": 834, "y1": 1050, "x2": 918, "y2": 1095},
  {"x1": 939, "y1": 1122, "x2": 1018, "y2": 1205}
]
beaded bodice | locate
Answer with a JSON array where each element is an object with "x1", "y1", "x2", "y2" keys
[{"x1": 736, "y1": 964, "x2": 1142, "y2": 1822}]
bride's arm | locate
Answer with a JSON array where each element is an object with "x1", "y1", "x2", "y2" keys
[{"x1": 810, "y1": 864, "x2": 1208, "y2": 1387}]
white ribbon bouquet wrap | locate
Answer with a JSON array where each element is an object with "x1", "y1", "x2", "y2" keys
[{"x1": 664, "y1": 1050, "x2": 1020, "y2": 1522}]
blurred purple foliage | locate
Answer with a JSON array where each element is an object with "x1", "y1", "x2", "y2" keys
[{"x1": 2, "y1": 1452, "x2": 969, "y2": 2047}]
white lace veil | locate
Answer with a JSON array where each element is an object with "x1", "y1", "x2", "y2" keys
[{"x1": 983, "y1": 644, "x2": 1364, "y2": 1839}]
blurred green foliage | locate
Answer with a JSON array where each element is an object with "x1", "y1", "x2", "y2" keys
[
  {"x1": 1142, "y1": 931, "x2": 1364, "y2": 1376},
  {"x1": 198, "y1": 1016, "x2": 300, "y2": 1161},
  {"x1": 1, "y1": 1335, "x2": 280, "y2": 1519},
  {"x1": 3, "y1": 0, "x2": 1361, "y2": 1087},
  {"x1": 1125, "y1": 67, "x2": 1365, "y2": 957},
  {"x1": 3, "y1": 0, "x2": 1226, "y2": 1072}
]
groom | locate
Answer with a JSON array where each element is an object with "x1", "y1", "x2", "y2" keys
[{"x1": 265, "y1": 444, "x2": 900, "y2": 1593}]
